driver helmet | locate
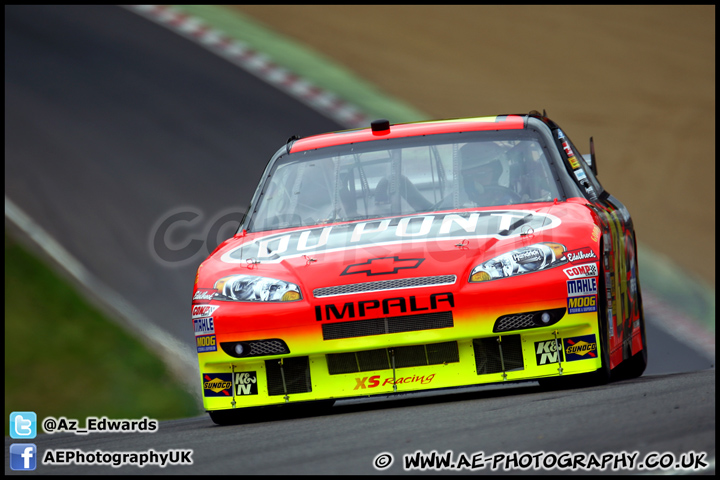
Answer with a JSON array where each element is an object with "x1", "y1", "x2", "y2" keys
[
  {"x1": 459, "y1": 141, "x2": 506, "y2": 183},
  {"x1": 459, "y1": 142, "x2": 508, "y2": 202}
]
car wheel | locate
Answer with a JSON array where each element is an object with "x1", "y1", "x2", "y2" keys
[
  {"x1": 614, "y1": 260, "x2": 648, "y2": 380},
  {"x1": 590, "y1": 254, "x2": 612, "y2": 385}
]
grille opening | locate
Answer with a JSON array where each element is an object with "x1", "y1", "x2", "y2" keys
[
  {"x1": 473, "y1": 335, "x2": 524, "y2": 375},
  {"x1": 220, "y1": 339, "x2": 290, "y2": 358},
  {"x1": 322, "y1": 311, "x2": 453, "y2": 340},
  {"x1": 493, "y1": 308, "x2": 566, "y2": 333},
  {"x1": 314, "y1": 275, "x2": 456, "y2": 298},
  {"x1": 327, "y1": 341, "x2": 459, "y2": 375},
  {"x1": 265, "y1": 357, "x2": 311, "y2": 396}
]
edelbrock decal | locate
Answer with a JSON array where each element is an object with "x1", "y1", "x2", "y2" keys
[{"x1": 222, "y1": 210, "x2": 561, "y2": 263}]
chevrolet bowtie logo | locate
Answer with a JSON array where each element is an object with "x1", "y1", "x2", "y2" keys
[{"x1": 341, "y1": 256, "x2": 424, "y2": 276}]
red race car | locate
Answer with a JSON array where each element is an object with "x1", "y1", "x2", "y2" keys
[{"x1": 192, "y1": 112, "x2": 647, "y2": 425}]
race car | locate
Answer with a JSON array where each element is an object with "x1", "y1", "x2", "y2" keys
[{"x1": 192, "y1": 111, "x2": 647, "y2": 425}]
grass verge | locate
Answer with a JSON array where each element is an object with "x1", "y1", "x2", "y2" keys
[{"x1": 4, "y1": 233, "x2": 200, "y2": 436}]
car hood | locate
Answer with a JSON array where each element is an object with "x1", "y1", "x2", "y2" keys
[{"x1": 197, "y1": 200, "x2": 599, "y2": 294}]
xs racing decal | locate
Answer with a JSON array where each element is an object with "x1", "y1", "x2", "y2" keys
[
  {"x1": 354, "y1": 373, "x2": 436, "y2": 390},
  {"x1": 222, "y1": 210, "x2": 561, "y2": 263}
]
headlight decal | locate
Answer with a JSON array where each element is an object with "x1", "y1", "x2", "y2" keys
[
  {"x1": 213, "y1": 275, "x2": 302, "y2": 302},
  {"x1": 469, "y1": 243, "x2": 566, "y2": 282}
]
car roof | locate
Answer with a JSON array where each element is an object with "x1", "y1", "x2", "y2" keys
[{"x1": 289, "y1": 114, "x2": 528, "y2": 153}]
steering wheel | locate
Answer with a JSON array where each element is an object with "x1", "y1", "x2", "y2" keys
[{"x1": 478, "y1": 186, "x2": 522, "y2": 206}]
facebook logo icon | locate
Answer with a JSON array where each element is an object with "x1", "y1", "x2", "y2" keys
[
  {"x1": 10, "y1": 411, "x2": 37, "y2": 439},
  {"x1": 10, "y1": 444, "x2": 37, "y2": 471}
]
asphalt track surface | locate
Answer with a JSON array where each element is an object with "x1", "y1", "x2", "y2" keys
[{"x1": 5, "y1": 6, "x2": 715, "y2": 474}]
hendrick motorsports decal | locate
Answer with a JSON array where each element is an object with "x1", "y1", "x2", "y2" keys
[
  {"x1": 222, "y1": 210, "x2": 561, "y2": 263},
  {"x1": 234, "y1": 372, "x2": 258, "y2": 396},
  {"x1": 563, "y1": 335, "x2": 598, "y2": 361},
  {"x1": 203, "y1": 373, "x2": 232, "y2": 397}
]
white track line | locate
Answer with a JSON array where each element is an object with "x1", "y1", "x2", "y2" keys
[{"x1": 125, "y1": 4, "x2": 369, "y2": 129}]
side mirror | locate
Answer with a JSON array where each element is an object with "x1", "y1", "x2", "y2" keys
[{"x1": 582, "y1": 136, "x2": 597, "y2": 176}]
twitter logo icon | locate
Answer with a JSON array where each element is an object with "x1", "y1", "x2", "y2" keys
[{"x1": 10, "y1": 411, "x2": 37, "y2": 439}]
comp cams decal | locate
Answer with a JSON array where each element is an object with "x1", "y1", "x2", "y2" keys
[
  {"x1": 221, "y1": 210, "x2": 562, "y2": 263},
  {"x1": 191, "y1": 304, "x2": 218, "y2": 319},
  {"x1": 563, "y1": 262, "x2": 598, "y2": 279}
]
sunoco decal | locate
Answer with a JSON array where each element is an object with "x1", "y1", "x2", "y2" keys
[
  {"x1": 234, "y1": 372, "x2": 258, "y2": 396},
  {"x1": 222, "y1": 210, "x2": 561, "y2": 263},
  {"x1": 563, "y1": 335, "x2": 598, "y2": 361},
  {"x1": 203, "y1": 373, "x2": 232, "y2": 397}
]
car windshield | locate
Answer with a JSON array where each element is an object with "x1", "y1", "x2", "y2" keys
[{"x1": 248, "y1": 129, "x2": 561, "y2": 232}]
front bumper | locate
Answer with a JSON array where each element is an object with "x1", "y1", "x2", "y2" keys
[{"x1": 198, "y1": 310, "x2": 601, "y2": 412}]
